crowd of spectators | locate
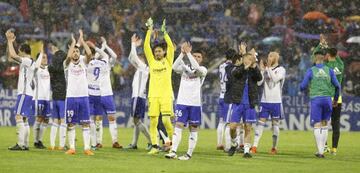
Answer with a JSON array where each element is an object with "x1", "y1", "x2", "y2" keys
[{"x1": 0, "y1": 0, "x2": 359, "y2": 96}]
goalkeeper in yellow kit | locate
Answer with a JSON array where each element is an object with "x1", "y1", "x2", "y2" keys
[{"x1": 144, "y1": 17, "x2": 174, "y2": 154}]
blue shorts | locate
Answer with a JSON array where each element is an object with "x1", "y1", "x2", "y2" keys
[
  {"x1": 218, "y1": 98, "x2": 230, "y2": 120},
  {"x1": 32, "y1": 100, "x2": 51, "y2": 117},
  {"x1": 310, "y1": 97, "x2": 332, "y2": 125},
  {"x1": 100, "y1": 95, "x2": 116, "y2": 115},
  {"x1": 229, "y1": 103, "x2": 257, "y2": 124},
  {"x1": 65, "y1": 97, "x2": 90, "y2": 124},
  {"x1": 14, "y1": 94, "x2": 33, "y2": 117},
  {"x1": 89, "y1": 95, "x2": 104, "y2": 116},
  {"x1": 51, "y1": 100, "x2": 65, "y2": 119},
  {"x1": 259, "y1": 103, "x2": 283, "y2": 120},
  {"x1": 131, "y1": 97, "x2": 146, "y2": 118},
  {"x1": 175, "y1": 104, "x2": 202, "y2": 126}
]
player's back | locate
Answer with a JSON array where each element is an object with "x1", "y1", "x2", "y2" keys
[
  {"x1": 65, "y1": 56, "x2": 88, "y2": 98},
  {"x1": 87, "y1": 59, "x2": 107, "y2": 96},
  {"x1": 34, "y1": 67, "x2": 51, "y2": 101},
  {"x1": 261, "y1": 66, "x2": 286, "y2": 103},
  {"x1": 18, "y1": 57, "x2": 35, "y2": 96},
  {"x1": 98, "y1": 57, "x2": 114, "y2": 96},
  {"x1": 177, "y1": 65, "x2": 207, "y2": 106},
  {"x1": 132, "y1": 67, "x2": 149, "y2": 99},
  {"x1": 219, "y1": 62, "x2": 231, "y2": 99}
]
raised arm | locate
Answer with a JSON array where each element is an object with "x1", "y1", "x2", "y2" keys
[
  {"x1": 184, "y1": 43, "x2": 206, "y2": 77},
  {"x1": 5, "y1": 30, "x2": 22, "y2": 64},
  {"x1": 172, "y1": 53, "x2": 185, "y2": 74},
  {"x1": 79, "y1": 29, "x2": 92, "y2": 64},
  {"x1": 266, "y1": 67, "x2": 286, "y2": 83},
  {"x1": 129, "y1": 34, "x2": 147, "y2": 70},
  {"x1": 65, "y1": 34, "x2": 76, "y2": 66},
  {"x1": 35, "y1": 52, "x2": 43, "y2": 69},
  {"x1": 161, "y1": 19, "x2": 174, "y2": 64},
  {"x1": 144, "y1": 18, "x2": 154, "y2": 66}
]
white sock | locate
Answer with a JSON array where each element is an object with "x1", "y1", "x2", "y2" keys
[
  {"x1": 272, "y1": 124, "x2": 280, "y2": 149},
  {"x1": 24, "y1": 121, "x2": 30, "y2": 147},
  {"x1": 16, "y1": 120, "x2": 25, "y2": 147},
  {"x1": 244, "y1": 143, "x2": 251, "y2": 154},
  {"x1": 314, "y1": 127, "x2": 323, "y2": 154},
  {"x1": 171, "y1": 127, "x2": 182, "y2": 153},
  {"x1": 50, "y1": 122, "x2": 59, "y2": 148},
  {"x1": 321, "y1": 126, "x2": 328, "y2": 150},
  {"x1": 59, "y1": 123, "x2": 67, "y2": 147},
  {"x1": 90, "y1": 120, "x2": 97, "y2": 147},
  {"x1": 96, "y1": 120, "x2": 103, "y2": 144},
  {"x1": 187, "y1": 131, "x2": 198, "y2": 157},
  {"x1": 224, "y1": 125, "x2": 231, "y2": 150},
  {"x1": 68, "y1": 126, "x2": 76, "y2": 150},
  {"x1": 138, "y1": 122, "x2": 151, "y2": 144},
  {"x1": 217, "y1": 120, "x2": 224, "y2": 146},
  {"x1": 39, "y1": 122, "x2": 48, "y2": 142},
  {"x1": 33, "y1": 121, "x2": 41, "y2": 143},
  {"x1": 109, "y1": 121, "x2": 118, "y2": 143},
  {"x1": 83, "y1": 127, "x2": 90, "y2": 150},
  {"x1": 159, "y1": 130, "x2": 170, "y2": 144},
  {"x1": 240, "y1": 129, "x2": 244, "y2": 146},
  {"x1": 132, "y1": 123, "x2": 140, "y2": 146},
  {"x1": 253, "y1": 121, "x2": 265, "y2": 147}
]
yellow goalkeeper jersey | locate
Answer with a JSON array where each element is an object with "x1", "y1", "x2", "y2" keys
[{"x1": 144, "y1": 30, "x2": 174, "y2": 98}]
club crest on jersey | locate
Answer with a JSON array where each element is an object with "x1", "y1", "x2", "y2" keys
[
  {"x1": 333, "y1": 67, "x2": 342, "y2": 75},
  {"x1": 314, "y1": 69, "x2": 329, "y2": 79}
]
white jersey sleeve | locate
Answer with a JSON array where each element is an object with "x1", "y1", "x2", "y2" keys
[{"x1": 218, "y1": 62, "x2": 230, "y2": 99}]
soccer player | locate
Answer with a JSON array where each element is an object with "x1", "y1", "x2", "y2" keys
[
  {"x1": 126, "y1": 34, "x2": 152, "y2": 150},
  {"x1": 315, "y1": 34, "x2": 344, "y2": 155},
  {"x1": 300, "y1": 49, "x2": 340, "y2": 158},
  {"x1": 252, "y1": 52, "x2": 286, "y2": 154},
  {"x1": 165, "y1": 42, "x2": 207, "y2": 160},
  {"x1": 48, "y1": 42, "x2": 67, "y2": 150},
  {"x1": 6, "y1": 29, "x2": 34, "y2": 150},
  {"x1": 95, "y1": 37, "x2": 122, "y2": 149},
  {"x1": 217, "y1": 49, "x2": 236, "y2": 151},
  {"x1": 64, "y1": 30, "x2": 93, "y2": 155},
  {"x1": 86, "y1": 40, "x2": 108, "y2": 150},
  {"x1": 144, "y1": 18, "x2": 175, "y2": 154},
  {"x1": 227, "y1": 52, "x2": 262, "y2": 158},
  {"x1": 33, "y1": 52, "x2": 51, "y2": 149}
]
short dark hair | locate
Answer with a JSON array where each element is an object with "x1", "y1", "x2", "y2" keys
[
  {"x1": 225, "y1": 49, "x2": 236, "y2": 60},
  {"x1": 232, "y1": 54, "x2": 242, "y2": 63},
  {"x1": 152, "y1": 42, "x2": 167, "y2": 53},
  {"x1": 314, "y1": 49, "x2": 326, "y2": 56},
  {"x1": 19, "y1": 43, "x2": 31, "y2": 55},
  {"x1": 193, "y1": 49, "x2": 205, "y2": 58},
  {"x1": 327, "y1": 48, "x2": 337, "y2": 57}
]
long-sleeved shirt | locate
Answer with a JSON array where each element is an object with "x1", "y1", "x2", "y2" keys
[
  {"x1": 173, "y1": 52, "x2": 207, "y2": 106},
  {"x1": 129, "y1": 43, "x2": 149, "y2": 99},
  {"x1": 144, "y1": 29, "x2": 174, "y2": 98}
]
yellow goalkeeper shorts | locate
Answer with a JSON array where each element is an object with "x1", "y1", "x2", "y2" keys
[{"x1": 148, "y1": 97, "x2": 174, "y2": 117}]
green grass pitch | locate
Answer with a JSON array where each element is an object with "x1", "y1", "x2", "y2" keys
[{"x1": 0, "y1": 127, "x2": 359, "y2": 173}]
